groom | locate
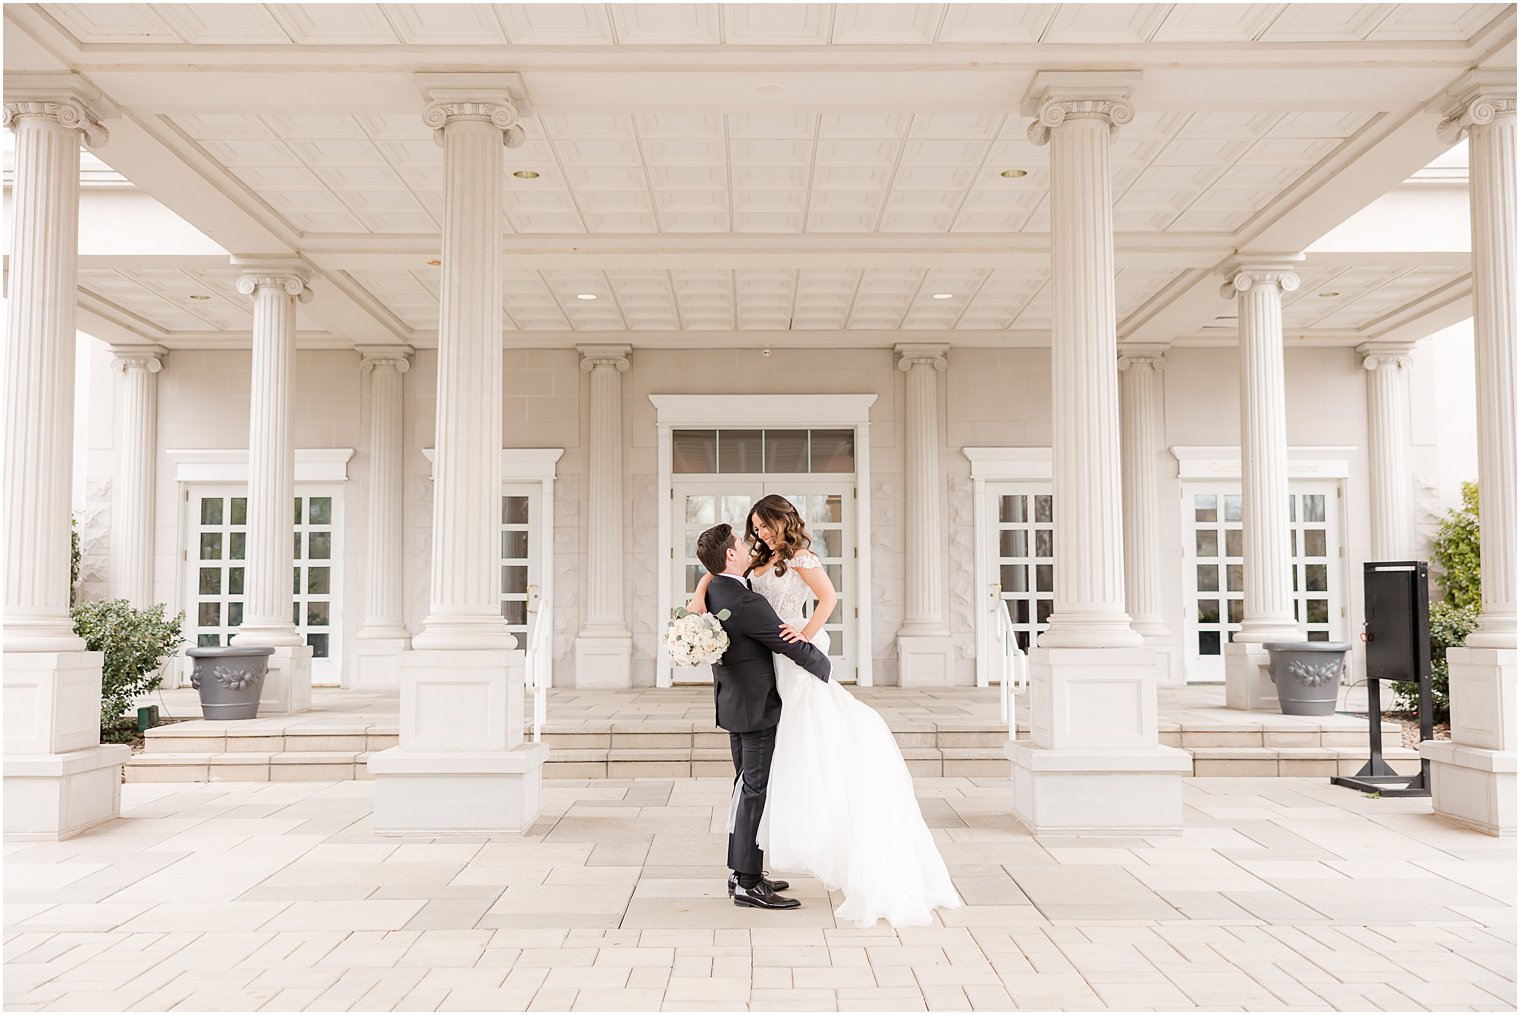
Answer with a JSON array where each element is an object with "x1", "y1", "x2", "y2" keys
[{"x1": 695, "y1": 522, "x2": 832, "y2": 911}]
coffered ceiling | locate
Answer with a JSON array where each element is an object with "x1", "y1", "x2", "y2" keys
[{"x1": 3, "y1": 3, "x2": 1512, "y2": 351}]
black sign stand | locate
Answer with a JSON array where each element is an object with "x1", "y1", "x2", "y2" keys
[{"x1": 1331, "y1": 561, "x2": 1432, "y2": 797}]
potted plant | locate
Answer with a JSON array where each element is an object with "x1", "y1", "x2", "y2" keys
[
  {"x1": 186, "y1": 645, "x2": 276, "y2": 720},
  {"x1": 1264, "y1": 641, "x2": 1354, "y2": 716},
  {"x1": 71, "y1": 599, "x2": 185, "y2": 742}
]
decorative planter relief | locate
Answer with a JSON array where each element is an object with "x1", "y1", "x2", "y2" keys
[
  {"x1": 1264, "y1": 641, "x2": 1353, "y2": 716},
  {"x1": 187, "y1": 645, "x2": 275, "y2": 720}
]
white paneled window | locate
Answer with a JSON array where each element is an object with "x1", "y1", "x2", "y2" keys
[
  {"x1": 991, "y1": 486, "x2": 1055, "y2": 653},
  {"x1": 185, "y1": 486, "x2": 344, "y2": 684},
  {"x1": 1183, "y1": 481, "x2": 1344, "y2": 680}
]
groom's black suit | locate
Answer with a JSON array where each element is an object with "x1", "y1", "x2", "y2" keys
[{"x1": 706, "y1": 572, "x2": 832, "y2": 882}]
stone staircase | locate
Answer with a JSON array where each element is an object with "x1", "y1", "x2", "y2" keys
[{"x1": 125, "y1": 715, "x2": 1420, "y2": 783}]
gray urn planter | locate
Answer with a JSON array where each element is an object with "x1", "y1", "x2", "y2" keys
[
  {"x1": 1264, "y1": 641, "x2": 1353, "y2": 716},
  {"x1": 187, "y1": 646, "x2": 275, "y2": 720}
]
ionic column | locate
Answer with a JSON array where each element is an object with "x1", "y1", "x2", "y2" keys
[
  {"x1": 1221, "y1": 258, "x2": 1305, "y2": 712},
  {"x1": 409, "y1": 90, "x2": 521, "y2": 653},
  {"x1": 352, "y1": 349, "x2": 413, "y2": 687},
  {"x1": 895, "y1": 344, "x2": 957, "y2": 686},
  {"x1": 1119, "y1": 348, "x2": 1178, "y2": 684},
  {"x1": 1423, "y1": 73, "x2": 1516, "y2": 837},
  {"x1": 574, "y1": 345, "x2": 633, "y2": 688},
  {"x1": 3, "y1": 77, "x2": 130, "y2": 840},
  {"x1": 370, "y1": 77, "x2": 547, "y2": 835},
  {"x1": 1010, "y1": 72, "x2": 1189, "y2": 838},
  {"x1": 1358, "y1": 346, "x2": 1415, "y2": 561},
  {"x1": 108, "y1": 348, "x2": 165, "y2": 608},
  {"x1": 231, "y1": 266, "x2": 310, "y2": 646}
]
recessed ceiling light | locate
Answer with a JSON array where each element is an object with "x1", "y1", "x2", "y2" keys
[
  {"x1": 575, "y1": 293, "x2": 598, "y2": 301},
  {"x1": 931, "y1": 292, "x2": 954, "y2": 300},
  {"x1": 426, "y1": 259, "x2": 441, "y2": 266},
  {"x1": 1318, "y1": 291, "x2": 1342, "y2": 298},
  {"x1": 1000, "y1": 169, "x2": 1029, "y2": 179},
  {"x1": 512, "y1": 170, "x2": 540, "y2": 180},
  {"x1": 755, "y1": 83, "x2": 786, "y2": 96},
  {"x1": 188, "y1": 294, "x2": 211, "y2": 300}
]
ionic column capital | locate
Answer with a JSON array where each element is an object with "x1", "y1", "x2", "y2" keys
[
  {"x1": 233, "y1": 260, "x2": 313, "y2": 302},
  {"x1": 1357, "y1": 343, "x2": 1416, "y2": 372},
  {"x1": 418, "y1": 74, "x2": 529, "y2": 149},
  {"x1": 578, "y1": 344, "x2": 632, "y2": 373},
  {"x1": 3, "y1": 74, "x2": 115, "y2": 149},
  {"x1": 895, "y1": 343, "x2": 948, "y2": 372},
  {"x1": 1118, "y1": 345, "x2": 1167, "y2": 372},
  {"x1": 1021, "y1": 71, "x2": 1139, "y2": 146},
  {"x1": 359, "y1": 346, "x2": 414, "y2": 374},
  {"x1": 1437, "y1": 70, "x2": 1518, "y2": 144},
  {"x1": 1220, "y1": 257, "x2": 1304, "y2": 298},
  {"x1": 110, "y1": 346, "x2": 166, "y2": 374}
]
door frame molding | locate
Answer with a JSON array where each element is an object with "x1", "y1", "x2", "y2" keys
[
  {"x1": 651, "y1": 394, "x2": 878, "y2": 688},
  {"x1": 964, "y1": 447, "x2": 1052, "y2": 688}
]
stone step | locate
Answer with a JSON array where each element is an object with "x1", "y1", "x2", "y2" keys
[{"x1": 124, "y1": 738, "x2": 1422, "y2": 783}]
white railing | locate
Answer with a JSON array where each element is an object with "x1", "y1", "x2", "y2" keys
[
  {"x1": 995, "y1": 602, "x2": 1027, "y2": 730},
  {"x1": 524, "y1": 600, "x2": 552, "y2": 743}
]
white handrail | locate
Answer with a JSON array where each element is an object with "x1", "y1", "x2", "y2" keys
[
  {"x1": 524, "y1": 600, "x2": 552, "y2": 743},
  {"x1": 995, "y1": 602, "x2": 1027, "y2": 731}
]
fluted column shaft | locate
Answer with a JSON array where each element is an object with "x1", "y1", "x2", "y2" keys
[
  {"x1": 1446, "y1": 88, "x2": 1517, "y2": 648},
  {"x1": 358, "y1": 353, "x2": 411, "y2": 638},
  {"x1": 3, "y1": 94, "x2": 106, "y2": 650},
  {"x1": 232, "y1": 269, "x2": 309, "y2": 647},
  {"x1": 897, "y1": 345, "x2": 949, "y2": 634},
  {"x1": 580, "y1": 346, "x2": 631, "y2": 632},
  {"x1": 109, "y1": 350, "x2": 164, "y2": 608},
  {"x1": 1029, "y1": 93, "x2": 1138, "y2": 648},
  {"x1": 1360, "y1": 348, "x2": 1414, "y2": 561},
  {"x1": 414, "y1": 96, "x2": 519, "y2": 651},
  {"x1": 1224, "y1": 263, "x2": 1303, "y2": 643},
  {"x1": 1118, "y1": 353, "x2": 1168, "y2": 636}
]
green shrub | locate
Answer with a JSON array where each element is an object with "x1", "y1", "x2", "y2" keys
[
  {"x1": 70, "y1": 518, "x2": 81, "y2": 606},
  {"x1": 71, "y1": 600, "x2": 184, "y2": 728},
  {"x1": 1394, "y1": 482, "x2": 1480, "y2": 722}
]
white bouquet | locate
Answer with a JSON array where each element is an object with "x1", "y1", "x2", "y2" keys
[{"x1": 665, "y1": 607, "x2": 731, "y2": 667}]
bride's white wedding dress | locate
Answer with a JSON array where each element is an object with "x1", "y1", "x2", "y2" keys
[{"x1": 750, "y1": 553, "x2": 962, "y2": 928}]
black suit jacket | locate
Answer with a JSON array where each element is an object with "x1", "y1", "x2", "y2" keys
[{"x1": 706, "y1": 574, "x2": 832, "y2": 733}]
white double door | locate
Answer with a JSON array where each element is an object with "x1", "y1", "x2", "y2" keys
[{"x1": 669, "y1": 480, "x2": 854, "y2": 684}]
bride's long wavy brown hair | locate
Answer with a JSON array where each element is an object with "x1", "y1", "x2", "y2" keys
[{"x1": 745, "y1": 494, "x2": 812, "y2": 578}]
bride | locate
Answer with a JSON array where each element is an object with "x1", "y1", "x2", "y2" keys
[{"x1": 689, "y1": 494, "x2": 961, "y2": 928}]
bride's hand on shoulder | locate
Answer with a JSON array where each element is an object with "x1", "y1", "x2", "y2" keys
[
  {"x1": 685, "y1": 596, "x2": 707, "y2": 615},
  {"x1": 777, "y1": 622, "x2": 803, "y2": 643}
]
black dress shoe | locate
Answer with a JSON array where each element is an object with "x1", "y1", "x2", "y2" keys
[
  {"x1": 728, "y1": 872, "x2": 790, "y2": 896},
  {"x1": 732, "y1": 881, "x2": 801, "y2": 910}
]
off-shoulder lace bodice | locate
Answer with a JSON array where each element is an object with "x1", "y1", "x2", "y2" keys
[{"x1": 750, "y1": 552, "x2": 820, "y2": 625}]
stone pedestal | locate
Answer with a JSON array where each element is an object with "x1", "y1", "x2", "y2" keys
[
  {"x1": 257, "y1": 644, "x2": 314, "y2": 716},
  {"x1": 1422, "y1": 647, "x2": 1516, "y2": 836},
  {"x1": 1011, "y1": 647, "x2": 1191, "y2": 836},
  {"x1": 352, "y1": 637, "x2": 410, "y2": 689},
  {"x1": 371, "y1": 649, "x2": 547, "y2": 834},
  {"x1": 897, "y1": 636, "x2": 957, "y2": 687},
  {"x1": 1225, "y1": 642, "x2": 1278, "y2": 712},
  {"x1": 3, "y1": 651, "x2": 130, "y2": 840},
  {"x1": 575, "y1": 632, "x2": 634, "y2": 689}
]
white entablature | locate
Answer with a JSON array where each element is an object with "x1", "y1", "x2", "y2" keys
[{"x1": 2, "y1": 2, "x2": 1509, "y2": 355}]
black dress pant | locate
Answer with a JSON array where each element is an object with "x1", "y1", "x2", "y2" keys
[{"x1": 727, "y1": 724, "x2": 777, "y2": 879}]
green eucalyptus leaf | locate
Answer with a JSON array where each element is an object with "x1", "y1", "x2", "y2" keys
[{"x1": 716, "y1": 608, "x2": 731, "y2": 621}]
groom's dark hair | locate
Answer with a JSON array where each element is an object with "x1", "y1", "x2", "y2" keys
[{"x1": 696, "y1": 523, "x2": 737, "y2": 576}]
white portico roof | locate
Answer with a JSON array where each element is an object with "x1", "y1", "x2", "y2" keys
[{"x1": 2, "y1": 3, "x2": 1513, "y2": 352}]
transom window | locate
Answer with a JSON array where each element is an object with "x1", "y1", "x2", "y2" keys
[{"x1": 673, "y1": 428, "x2": 854, "y2": 474}]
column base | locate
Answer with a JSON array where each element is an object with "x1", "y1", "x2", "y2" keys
[
  {"x1": 369, "y1": 744, "x2": 548, "y2": 835},
  {"x1": 258, "y1": 645, "x2": 313, "y2": 716},
  {"x1": 1026, "y1": 646, "x2": 1161, "y2": 748},
  {"x1": 4, "y1": 650, "x2": 108, "y2": 755},
  {"x1": 897, "y1": 634, "x2": 958, "y2": 687},
  {"x1": 575, "y1": 630, "x2": 633, "y2": 689},
  {"x1": 1422, "y1": 647, "x2": 1516, "y2": 837},
  {"x1": 5, "y1": 744, "x2": 131, "y2": 841},
  {"x1": 1420, "y1": 741, "x2": 1515, "y2": 837},
  {"x1": 1138, "y1": 633, "x2": 1182, "y2": 688},
  {"x1": 1225, "y1": 642, "x2": 1279, "y2": 711},
  {"x1": 1007, "y1": 740, "x2": 1192, "y2": 837},
  {"x1": 400, "y1": 649, "x2": 525, "y2": 752},
  {"x1": 350, "y1": 636, "x2": 410, "y2": 689}
]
